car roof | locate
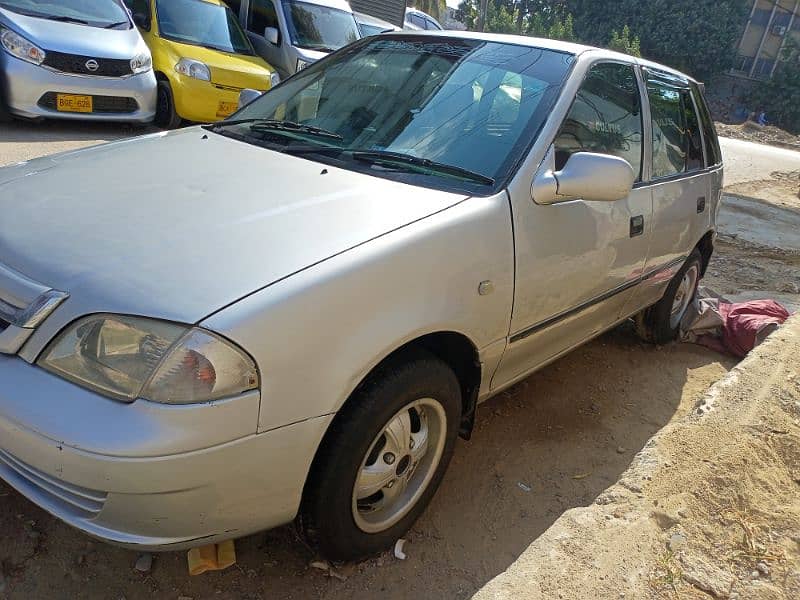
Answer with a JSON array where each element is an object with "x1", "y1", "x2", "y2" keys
[{"x1": 380, "y1": 30, "x2": 699, "y2": 84}]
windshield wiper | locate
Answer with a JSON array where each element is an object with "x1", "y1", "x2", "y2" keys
[
  {"x1": 207, "y1": 119, "x2": 342, "y2": 141},
  {"x1": 45, "y1": 15, "x2": 90, "y2": 24},
  {"x1": 351, "y1": 150, "x2": 495, "y2": 185},
  {"x1": 104, "y1": 20, "x2": 129, "y2": 29}
]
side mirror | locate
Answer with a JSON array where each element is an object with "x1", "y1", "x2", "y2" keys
[
  {"x1": 264, "y1": 26, "x2": 279, "y2": 45},
  {"x1": 238, "y1": 88, "x2": 263, "y2": 110},
  {"x1": 533, "y1": 151, "x2": 635, "y2": 205}
]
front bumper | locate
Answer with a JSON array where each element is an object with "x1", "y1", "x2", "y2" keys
[
  {"x1": 1, "y1": 52, "x2": 156, "y2": 123},
  {"x1": 170, "y1": 73, "x2": 266, "y2": 123},
  {"x1": 0, "y1": 354, "x2": 331, "y2": 550}
]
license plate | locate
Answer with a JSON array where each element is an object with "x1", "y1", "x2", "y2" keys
[
  {"x1": 216, "y1": 100, "x2": 238, "y2": 118},
  {"x1": 56, "y1": 94, "x2": 93, "y2": 113}
]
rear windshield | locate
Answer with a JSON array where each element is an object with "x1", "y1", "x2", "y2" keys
[
  {"x1": 0, "y1": 0, "x2": 131, "y2": 29},
  {"x1": 155, "y1": 0, "x2": 254, "y2": 55},
  {"x1": 226, "y1": 36, "x2": 575, "y2": 194}
]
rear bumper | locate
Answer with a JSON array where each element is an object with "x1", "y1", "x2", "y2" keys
[
  {"x1": 0, "y1": 354, "x2": 332, "y2": 550},
  {"x1": 1, "y1": 52, "x2": 156, "y2": 123}
]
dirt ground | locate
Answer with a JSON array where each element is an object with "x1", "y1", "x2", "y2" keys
[
  {"x1": 715, "y1": 121, "x2": 800, "y2": 153},
  {"x1": 0, "y1": 122, "x2": 798, "y2": 599}
]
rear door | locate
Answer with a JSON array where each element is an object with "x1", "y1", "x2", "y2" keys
[
  {"x1": 632, "y1": 70, "x2": 711, "y2": 309},
  {"x1": 492, "y1": 61, "x2": 653, "y2": 388}
]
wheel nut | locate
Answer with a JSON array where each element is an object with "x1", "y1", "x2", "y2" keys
[
  {"x1": 386, "y1": 480, "x2": 395, "y2": 488},
  {"x1": 409, "y1": 438, "x2": 415, "y2": 449},
  {"x1": 383, "y1": 452, "x2": 396, "y2": 465}
]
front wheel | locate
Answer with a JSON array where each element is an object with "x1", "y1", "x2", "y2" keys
[
  {"x1": 635, "y1": 250, "x2": 702, "y2": 344},
  {"x1": 299, "y1": 350, "x2": 461, "y2": 561},
  {"x1": 155, "y1": 80, "x2": 182, "y2": 129}
]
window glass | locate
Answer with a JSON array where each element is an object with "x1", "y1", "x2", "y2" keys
[
  {"x1": 281, "y1": 0, "x2": 360, "y2": 51},
  {"x1": 230, "y1": 39, "x2": 575, "y2": 193},
  {"x1": 647, "y1": 75, "x2": 687, "y2": 178},
  {"x1": 156, "y1": 0, "x2": 254, "y2": 54},
  {"x1": 554, "y1": 62, "x2": 643, "y2": 180},
  {"x1": 226, "y1": 0, "x2": 242, "y2": 15},
  {"x1": 0, "y1": 0, "x2": 131, "y2": 28},
  {"x1": 691, "y1": 83, "x2": 722, "y2": 166},
  {"x1": 248, "y1": 0, "x2": 278, "y2": 34},
  {"x1": 681, "y1": 89, "x2": 704, "y2": 171}
]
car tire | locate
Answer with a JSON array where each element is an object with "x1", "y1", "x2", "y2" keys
[
  {"x1": 155, "y1": 80, "x2": 182, "y2": 130},
  {"x1": 298, "y1": 349, "x2": 461, "y2": 561},
  {"x1": 635, "y1": 250, "x2": 703, "y2": 344},
  {"x1": 0, "y1": 80, "x2": 12, "y2": 123}
]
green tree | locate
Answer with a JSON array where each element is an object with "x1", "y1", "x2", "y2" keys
[
  {"x1": 408, "y1": 1, "x2": 447, "y2": 21},
  {"x1": 608, "y1": 25, "x2": 641, "y2": 57},
  {"x1": 567, "y1": 0, "x2": 749, "y2": 77},
  {"x1": 746, "y1": 40, "x2": 800, "y2": 133}
]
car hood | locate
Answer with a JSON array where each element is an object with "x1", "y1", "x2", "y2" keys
[
  {"x1": 0, "y1": 8, "x2": 144, "y2": 58},
  {"x1": 0, "y1": 128, "x2": 467, "y2": 324}
]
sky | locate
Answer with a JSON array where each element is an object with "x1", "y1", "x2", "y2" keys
[{"x1": 446, "y1": 0, "x2": 461, "y2": 7}]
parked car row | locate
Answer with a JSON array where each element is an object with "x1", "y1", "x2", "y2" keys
[{"x1": 0, "y1": 0, "x2": 447, "y2": 127}]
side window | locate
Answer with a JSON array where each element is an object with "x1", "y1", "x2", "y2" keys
[
  {"x1": 647, "y1": 73, "x2": 708, "y2": 177},
  {"x1": 681, "y1": 89, "x2": 704, "y2": 171},
  {"x1": 691, "y1": 83, "x2": 722, "y2": 166},
  {"x1": 247, "y1": 0, "x2": 278, "y2": 34},
  {"x1": 647, "y1": 75, "x2": 686, "y2": 178},
  {"x1": 554, "y1": 62, "x2": 643, "y2": 180},
  {"x1": 124, "y1": 0, "x2": 150, "y2": 30},
  {"x1": 226, "y1": 0, "x2": 242, "y2": 16}
]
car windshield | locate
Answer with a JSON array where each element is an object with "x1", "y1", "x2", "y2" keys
[
  {"x1": 214, "y1": 36, "x2": 574, "y2": 194},
  {"x1": 155, "y1": 0, "x2": 254, "y2": 55},
  {"x1": 281, "y1": 0, "x2": 360, "y2": 51},
  {"x1": 358, "y1": 21, "x2": 387, "y2": 37},
  {"x1": 0, "y1": 0, "x2": 131, "y2": 28}
]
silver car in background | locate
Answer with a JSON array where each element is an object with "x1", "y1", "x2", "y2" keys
[
  {"x1": 0, "y1": 0, "x2": 155, "y2": 122},
  {"x1": 0, "y1": 32, "x2": 722, "y2": 562}
]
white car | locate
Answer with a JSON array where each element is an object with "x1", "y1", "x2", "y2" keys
[{"x1": 0, "y1": 31, "x2": 722, "y2": 561}]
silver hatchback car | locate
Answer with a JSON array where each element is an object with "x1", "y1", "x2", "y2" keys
[
  {"x1": 0, "y1": 32, "x2": 722, "y2": 561},
  {"x1": 0, "y1": 0, "x2": 156, "y2": 122}
]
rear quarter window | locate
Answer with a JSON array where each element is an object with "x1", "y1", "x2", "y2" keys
[{"x1": 691, "y1": 83, "x2": 722, "y2": 166}]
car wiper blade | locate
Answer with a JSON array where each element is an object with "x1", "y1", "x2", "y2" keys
[
  {"x1": 45, "y1": 15, "x2": 90, "y2": 24},
  {"x1": 104, "y1": 20, "x2": 129, "y2": 29},
  {"x1": 351, "y1": 150, "x2": 495, "y2": 185},
  {"x1": 209, "y1": 118, "x2": 343, "y2": 141}
]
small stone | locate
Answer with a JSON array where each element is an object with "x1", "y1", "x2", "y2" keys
[
  {"x1": 178, "y1": 596, "x2": 194, "y2": 600},
  {"x1": 751, "y1": 570, "x2": 760, "y2": 579},
  {"x1": 76, "y1": 553, "x2": 86, "y2": 566},
  {"x1": 681, "y1": 554, "x2": 735, "y2": 598},
  {"x1": 616, "y1": 446, "x2": 626, "y2": 454},
  {"x1": 677, "y1": 508, "x2": 690, "y2": 519},
  {"x1": 668, "y1": 532, "x2": 687, "y2": 552},
  {"x1": 134, "y1": 553, "x2": 153, "y2": 573},
  {"x1": 756, "y1": 561, "x2": 769, "y2": 576}
]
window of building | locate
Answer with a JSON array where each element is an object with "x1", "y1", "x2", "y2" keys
[{"x1": 554, "y1": 62, "x2": 644, "y2": 180}]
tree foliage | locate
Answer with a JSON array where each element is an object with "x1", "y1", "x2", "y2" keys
[
  {"x1": 567, "y1": 0, "x2": 749, "y2": 77},
  {"x1": 608, "y1": 25, "x2": 641, "y2": 57},
  {"x1": 408, "y1": 1, "x2": 447, "y2": 21}
]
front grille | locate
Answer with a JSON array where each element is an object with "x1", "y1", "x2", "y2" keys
[
  {"x1": 42, "y1": 50, "x2": 133, "y2": 78},
  {"x1": 0, "y1": 449, "x2": 107, "y2": 518},
  {"x1": 38, "y1": 92, "x2": 139, "y2": 114}
]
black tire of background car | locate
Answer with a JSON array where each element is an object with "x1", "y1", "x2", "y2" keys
[
  {"x1": 0, "y1": 79, "x2": 12, "y2": 123},
  {"x1": 155, "y1": 80, "x2": 182, "y2": 130},
  {"x1": 298, "y1": 348, "x2": 461, "y2": 561},
  {"x1": 634, "y1": 249, "x2": 703, "y2": 345}
]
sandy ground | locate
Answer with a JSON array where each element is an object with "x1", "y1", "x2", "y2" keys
[{"x1": 0, "y1": 122, "x2": 798, "y2": 599}]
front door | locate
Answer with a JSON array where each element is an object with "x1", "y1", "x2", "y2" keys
[
  {"x1": 493, "y1": 61, "x2": 653, "y2": 389},
  {"x1": 242, "y1": 0, "x2": 289, "y2": 78}
]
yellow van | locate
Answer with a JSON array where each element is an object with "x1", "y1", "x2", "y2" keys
[{"x1": 126, "y1": 0, "x2": 280, "y2": 128}]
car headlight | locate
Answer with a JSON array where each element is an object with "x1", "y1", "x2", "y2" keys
[
  {"x1": 38, "y1": 314, "x2": 259, "y2": 405},
  {"x1": 130, "y1": 52, "x2": 152, "y2": 74},
  {"x1": 270, "y1": 71, "x2": 280, "y2": 88},
  {"x1": 296, "y1": 58, "x2": 309, "y2": 71},
  {"x1": 175, "y1": 58, "x2": 211, "y2": 81},
  {"x1": 0, "y1": 27, "x2": 45, "y2": 65}
]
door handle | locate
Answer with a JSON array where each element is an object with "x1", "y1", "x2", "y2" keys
[
  {"x1": 630, "y1": 215, "x2": 644, "y2": 237},
  {"x1": 697, "y1": 196, "x2": 706, "y2": 213}
]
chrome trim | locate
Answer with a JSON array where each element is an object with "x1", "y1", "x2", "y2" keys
[
  {"x1": 38, "y1": 64, "x2": 138, "y2": 80},
  {"x1": 0, "y1": 289, "x2": 69, "y2": 329}
]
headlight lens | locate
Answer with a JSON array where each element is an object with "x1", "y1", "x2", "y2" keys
[
  {"x1": 0, "y1": 27, "x2": 45, "y2": 65},
  {"x1": 269, "y1": 71, "x2": 280, "y2": 88},
  {"x1": 130, "y1": 52, "x2": 152, "y2": 74},
  {"x1": 38, "y1": 315, "x2": 258, "y2": 404},
  {"x1": 175, "y1": 57, "x2": 211, "y2": 81}
]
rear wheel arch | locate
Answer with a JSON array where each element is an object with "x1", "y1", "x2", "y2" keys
[{"x1": 696, "y1": 230, "x2": 715, "y2": 276}]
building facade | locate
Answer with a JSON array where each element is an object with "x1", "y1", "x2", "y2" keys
[{"x1": 734, "y1": 0, "x2": 800, "y2": 78}]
